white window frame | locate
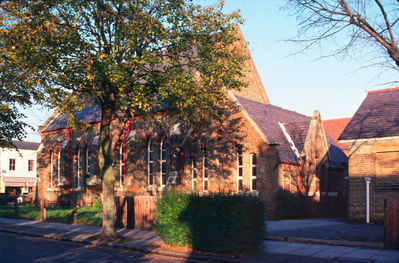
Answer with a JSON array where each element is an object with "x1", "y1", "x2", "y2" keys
[
  {"x1": 250, "y1": 153, "x2": 257, "y2": 191},
  {"x1": 237, "y1": 146, "x2": 243, "y2": 192},
  {"x1": 76, "y1": 147, "x2": 81, "y2": 189},
  {"x1": 203, "y1": 149, "x2": 208, "y2": 192},
  {"x1": 119, "y1": 146, "x2": 125, "y2": 187},
  {"x1": 58, "y1": 151, "x2": 62, "y2": 186},
  {"x1": 160, "y1": 137, "x2": 166, "y2": 186},
  {"x1": 85, "y1": 147, "x2": 90, "y2": 178},
  {"x1": 147, "y1": 138, "x2": 154, "y2": 186},
  {"x1": 9, "y1": 158, "x2": 16, "y2": 171},
  {"x1": 191, "y1": 157, "x2": 197, "y2": 191},
  {"x1": 28, "y1": 159, "x2": 34, "y2": 172}
]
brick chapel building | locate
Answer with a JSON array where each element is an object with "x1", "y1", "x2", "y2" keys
[
  {"x1": 37, "y1": 31, "x2": 348, "y2": 216},
  {"x1": 339, "y1": 87, "x2": 399, "y2": 222}
]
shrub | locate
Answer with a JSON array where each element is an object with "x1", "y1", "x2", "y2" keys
[
  {"x1": 275, "y1": 189, "x2": 304, "y2": 219},
  {"x1": 92, "y1": 196, "x2": 103, "y2": 210},
  {"x1": 156, "y1": 190, "x2": 265, "y2": 255}
]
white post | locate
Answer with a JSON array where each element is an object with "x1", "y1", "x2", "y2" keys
[{"x1": 365, "y1": 177, "x2": 371, "y2": 224}]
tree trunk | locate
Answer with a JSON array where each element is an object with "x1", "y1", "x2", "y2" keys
[{"x1": 98, "y1": 106, "x2": 118, "y2": 241}]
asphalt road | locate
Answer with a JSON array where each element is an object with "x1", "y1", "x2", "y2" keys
[
  {"x1": 0, "y1": 232, "x2": 201, "y2": 263},
  {"x1": 0, "y1": 231, "x2": 370, "y2": 263}
]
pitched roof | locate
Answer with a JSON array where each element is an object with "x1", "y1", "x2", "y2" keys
[
  {"x1": 339, "y1": 87, "x2": 399, "y2": 140},
  {"x1": 11, "y1": 140, "x2": 40, "y2": 151},
  {"x1": 42, "y1": 105, "x2": 102, "y2": 133},
  {"x1": 284, "y1": 121, "x2": 311, "y2": 153},
  {"x1": 235, "y1": 95, "x2": 310, "y2": 163},
  {"x1": 323, "y1": 118, "x2": 351, "y2": 143},
  {"x1": 235, "y1": 95, "x2": 348, "y2": 166},
  {"x1": 326, "y1": 135, "x2": 348, "y2": 168}
]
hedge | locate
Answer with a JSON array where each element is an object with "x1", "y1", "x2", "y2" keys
[
  {"x1": 275, "y1": 189, "x2": 306, "y2": 219},
  {"x1": 156, "y1": 190, "x2": 265, "y2": 255}
]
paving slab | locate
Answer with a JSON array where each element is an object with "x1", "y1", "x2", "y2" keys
[
  {"x1": 312, "y1": 245, "x2": 358, "y2": 259},
  {"x1": 267, "y1": 218, "x2": 384, "y2": 244}
]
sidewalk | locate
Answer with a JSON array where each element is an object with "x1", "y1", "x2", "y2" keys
[
  {"x1": 1, "y1": 217, "x2": 398, "y2": 263},
  {"x1": 267, "y1": 218, "x2": 384, "y2": 246}
]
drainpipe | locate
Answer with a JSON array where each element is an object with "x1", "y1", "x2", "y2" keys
[
  {"x1": 365, "y1": 177, "x2": 371, "y2": 223},
  {"x1": 299, "y1": 164, "x2": 303, "y2": 193},
  {"x1": 180, "y1": 151, "x2": 184, "y2": 191},
  {"x1": 66, "y1": 129, "x2": 72, "y2": 203}
]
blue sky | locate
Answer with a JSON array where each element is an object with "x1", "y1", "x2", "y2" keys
[{"x1": 21, "y1": 0, "x2": 398, "y2": 142}]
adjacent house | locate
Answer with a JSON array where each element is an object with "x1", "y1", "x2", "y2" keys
[
  {"x1": 339, "y1": 87, "x2": 399, "y2": 221},
  {"x1": 323, "y1": 117, "x2": 351, "y2": 153},
  {"x1": 0, "y1": 141, "x2": 39, "y2": 201},
  {"x1": 36, "y1": 30, "x2": 347, "y2": 216}
]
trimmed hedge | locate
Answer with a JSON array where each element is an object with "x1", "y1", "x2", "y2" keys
[
  {"x1": 275, "y1": 189, "x2": 304, "y2": 219},
  {"x1": 156, "y1": 190, "x2": 265, "y2": 255}
]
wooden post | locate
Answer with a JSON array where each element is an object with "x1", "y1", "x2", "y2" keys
[
  {"x1": 40, "y1": 200, "x2": 46, "y2": 221},
  {"x1": 14, "y1": 198, "x2": 19, "y2": 217},
  {"x1": 384, "y1": 199, "x2": 399, "y2": 249}
]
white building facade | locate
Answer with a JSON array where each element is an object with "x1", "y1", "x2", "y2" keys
[{"x1": 0, "y1": 141, "x2": 40, "y2": 195}]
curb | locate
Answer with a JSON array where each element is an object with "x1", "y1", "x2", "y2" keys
[
  {"x1": 0, "y1": 227, "x2": 246, "y2": 263},
  {"x1": 265, "y1": 236, "x2": 384, "y2": 249}
]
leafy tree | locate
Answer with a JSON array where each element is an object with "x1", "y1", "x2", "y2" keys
[
  {"x1": 0, "y1": 0, "x2": 245, "y2": 240},
  {"x1": 285, "y1": 0, "x2": 399, "y2": 71}
]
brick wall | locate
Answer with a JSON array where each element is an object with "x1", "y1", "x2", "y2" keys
[
  {"x1": 37, "y1": 104, "x2": 283, "y2": 213},
  {"x1": 347, "y1": 139, "x2": 399, "y2": 221}
]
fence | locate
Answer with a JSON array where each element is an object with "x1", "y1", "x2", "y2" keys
[
  {"x1": 385, "y1": 199, "x2": 399, "y2": 249},
  {"x1": 115, "y1": 195, "x2": 157, "y2": 230}
]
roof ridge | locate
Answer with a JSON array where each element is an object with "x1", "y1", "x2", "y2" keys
[{"x1": 368, "y1": 87, "x2": 399, "y2": 94}]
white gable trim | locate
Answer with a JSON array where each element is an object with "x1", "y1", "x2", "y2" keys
[{"x1": 279, "y1": 122, "x2": 300, "y2": 159}]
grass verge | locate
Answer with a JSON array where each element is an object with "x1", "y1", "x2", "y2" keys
[{"x1": 0, "y1": 205, "x2": 102, "y2": 226}]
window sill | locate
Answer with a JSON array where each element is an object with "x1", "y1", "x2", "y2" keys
[{"x1": 249, "y1": 190, "x2": 259, "y2": 196}]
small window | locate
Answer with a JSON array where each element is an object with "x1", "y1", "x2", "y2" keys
[
  {"x1": 237, "y1": 146, "x2": 243, "y2": 192},
  {"x1": 160, "y1": 137, "x2": 167, "y2": 186},
  {"x1": 203, "y1": 149, "x2": 208, "y2": 191},
  {"x1": 9, "y1": 159, "x2": 16, "y2": 171},
  {"x1": 284, "y1": 173, "x2": 292, "y2": 192},
  {"x1": 251, "y1": 154, "x2": 257, "y2": 191},
  {"x1": 148, "y1": 138, "x2": 154, "y2": 186},
  {"x1": 28, "y1": 160, "x2": 34, "y2": 172}
]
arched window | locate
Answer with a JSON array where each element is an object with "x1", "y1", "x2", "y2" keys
[
  {"x1": 85, "y1": 145, "x2": 90, "y2": 178},
  {"x1": 160, "y1": 137, "x2": 167, "y2": 186},
  {"x1": 120, "y1": 145, "x2": 125, "y2": 186},
  {"x1": 236, "y1": 145, "x2": 243, "y2": 192},
  {"x1": 203, "y1": 148, "x2": 208, "y2": 191},
  {"x1": 250, "y1": 154, "x2": 257, "y2": 191},
  {"x1": 147, "y1": 138, "x2": 154, "y2": 186},
  {"x1": 191, "y1": 157, "x2": 197, "y2": 191},
  {"x1": 76, "y1": 145, "x2": 81, "y2": 189},
  {"x1": 57, "y1": 150, "x2": 62, "y2": 186},
  {"x1": 284, "y1": 173, "x2": 292, "y2": 192},
  {"x1": 50, "y1": 150, "x2": 54, "y2": 188}
]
